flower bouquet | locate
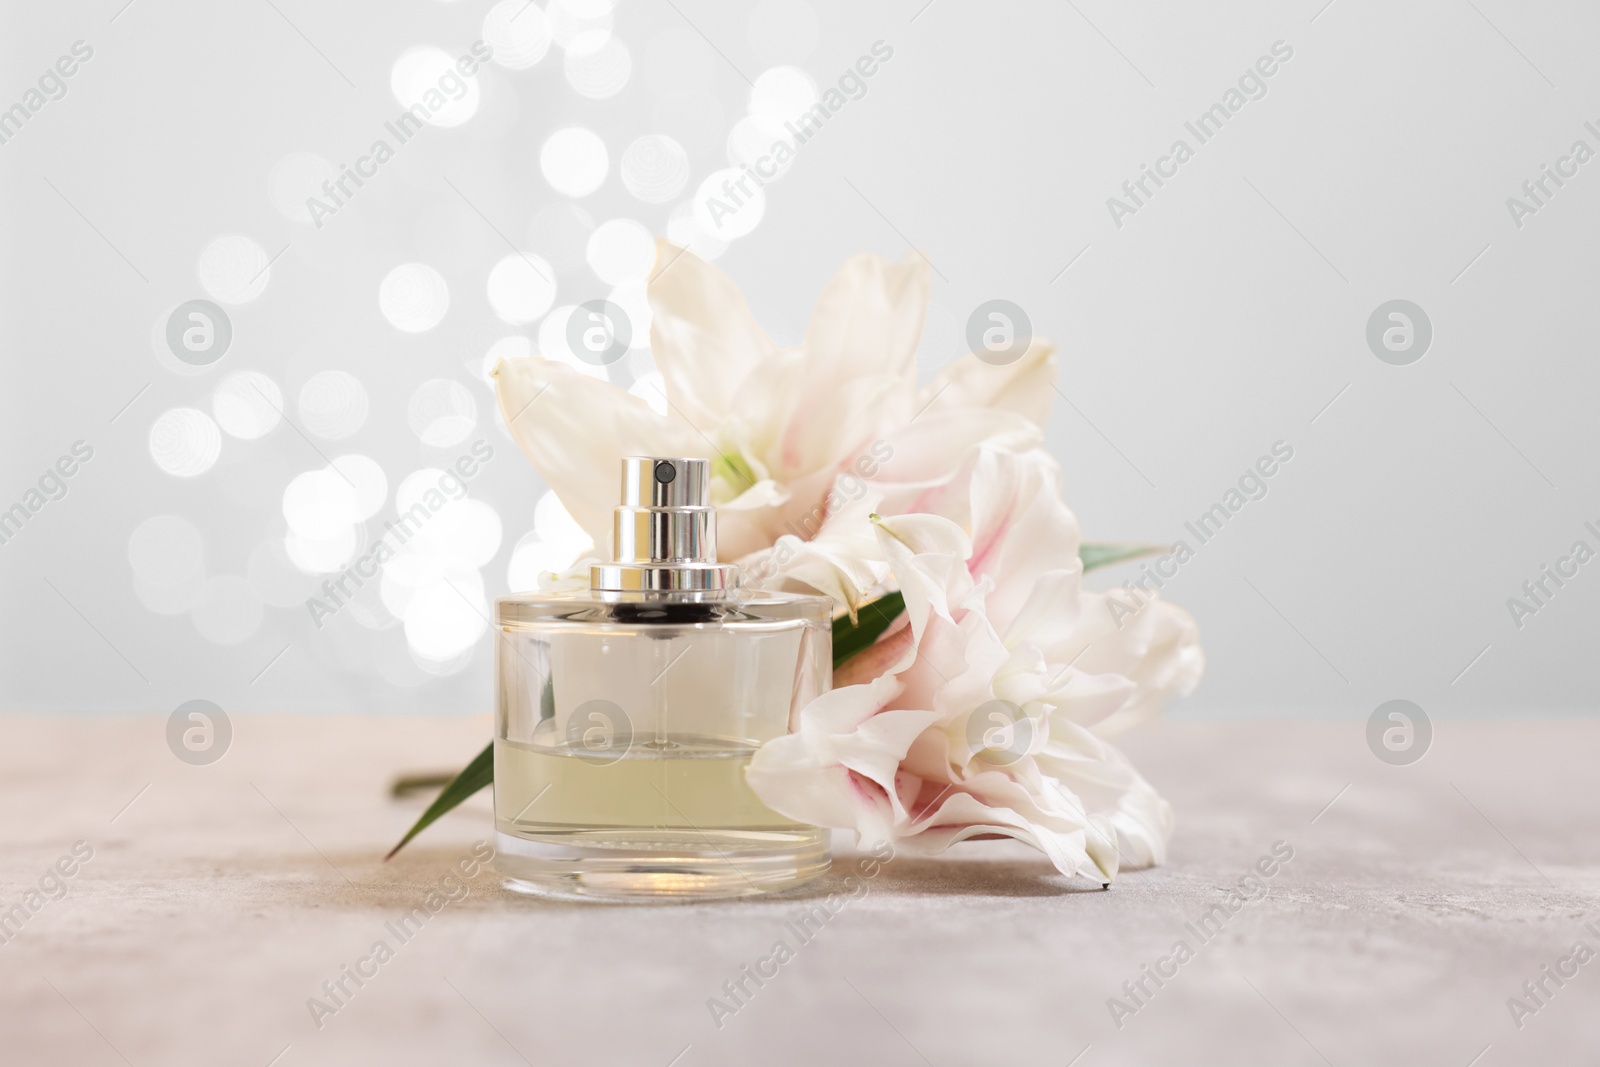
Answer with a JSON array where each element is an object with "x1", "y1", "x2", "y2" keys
[{"x1": 390, "y1": 240, "x2": 1203, "y2": 885}]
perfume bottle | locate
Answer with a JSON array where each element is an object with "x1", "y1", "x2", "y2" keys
[{"x1": 493, "y1": 456, "x2": 833, "y2": 900}]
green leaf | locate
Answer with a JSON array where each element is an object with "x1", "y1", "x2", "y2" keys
[
  {"x1": 1079, "y1": 541, "x2": 1166, "y2": 572},
  {"x1": 385, "y1": 591, "x2": 912, "y2": 859},
  {"x1": 384, "y1": 742, "x2": 493, "y2": 861},
  {"x1": 830, "y1": 591, "x2": 906, "y2": 666}
]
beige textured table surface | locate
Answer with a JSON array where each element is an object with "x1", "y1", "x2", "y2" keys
[{"x1": 1, "y1": 714, "x2": 1596, "y2": 1066}]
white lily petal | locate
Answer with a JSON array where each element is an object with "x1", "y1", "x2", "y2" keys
[
  {"x1": 918, "y1": 338, "x2": 1058, "y2": 429},
  {"x1": 647, "y1": 238, "x2": 780, "y2": 427},
  {"x1": 494, "y1": 355, "x2": 702, "y2": 550},
  {"x1": 1070, "y1": 590, "x2": 1205, "y2": 737}
]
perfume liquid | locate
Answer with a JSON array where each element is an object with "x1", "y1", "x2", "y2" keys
[{"x1": 493, "y1": 457, "x2": 832, "y2": 900}]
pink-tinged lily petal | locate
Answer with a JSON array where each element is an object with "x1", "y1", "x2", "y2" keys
[
  {"x1": 747, "y1": 675, "x2": 928, "y2": 831},
  {"x1": 1068, "y1": 590, "x2": 1205, "y2": 738},
  {"x1": 1002, "y1": 569, "x2": 1084, "y2": 659},
  {"x1": 871, "y1": 409, "x2": 1042, "y2": 517},
  {"x1": 494, "y1": 356, "x2": 703, "y2": 550},
  {"x1": 1040, "y1": 668, "x2": 1140, "y2": 731},
  {"x1": 1037, "y1": 726, "x2": 1173, "y2": 868},
  {"x1": 748, "y1": 252, "x2": 929, "y2": 479},
  {"x1": 739, "y1": 485, "x2": 887, "y2": 615},
  {"x1": 900, "y1": 785, "x2": 1118, "y2": 883},
  {"x1": 709, "y1": 477, "x2": 792, "y2": 563},
  {"x1": 917, "y1": 338, "x2": 1058, "y2": 429},
  {"x1": 802, "y1": 251, "x2": 929, "y2": 393},
  {"x1": 647, "y1": 239, "x2": 779, "y2": 428},
  {"x1": 966, "y1": 449, "x2": 1080, "y2": 613}
]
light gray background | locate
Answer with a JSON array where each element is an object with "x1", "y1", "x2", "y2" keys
[{"x1": 2, "y1": 0, "x2": 1595, "y2": 720}]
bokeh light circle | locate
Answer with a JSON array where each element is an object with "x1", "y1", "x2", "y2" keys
[
  {"x1": 486, "y1": 253, "x2": 557, "y2": 324},
  {"x1": 298, "y1": 371, "x2": 369, "y2": 440},
  {"x1": 748, "y1": 65, "x2": 819, "y2": 123},
  {"x1": 692, "y1": 168, "x2": 766, "y2": 240},
  {"x1": 408, "y1": 380, "x2": 478, "y2": 447},
  {"x1": 620, "y1": 134, "x2": 690, "y2": 204},
  {"x1": 483, "y1": 0, "x2": 553, "y2": 69},
  {"x1": 379, "y1": 263, "x2": 451, "y2": 333},
  {"x1": 198, "y1": 234, "x2": 271, "y2": 305},
  {"x1": 585, "y1": 219, "x2": 654, "y2": 284},
  {"x1": 329, "y1": 454, "x2": 388, "y2": 519},
  {"x1": 667, "y1": 201, "x2": 729, "y2": 260},
  {"x1": 390, "y1": 46, "x2": 482, "y2": 128},
  {"x1": 540, "y1": 127, "x2": 609, "y2": 196},
  {"x1": 211, "y1": 371, "x2": 283, "y2": 440},
  {"x1": 149, "y1": 408, "x2": 222, "y2": 478},
  {"x1": 564, "y1": 34, "x2": 631, "y2": 99},
  {"x1": 282, "y1": 468, "x2": 359, "y2": 539}
]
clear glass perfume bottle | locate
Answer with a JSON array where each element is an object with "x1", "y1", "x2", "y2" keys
[{"x1": 493, "y1": 456, "x2": 833, "y2": 900}]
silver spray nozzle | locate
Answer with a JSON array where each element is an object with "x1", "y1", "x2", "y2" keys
[{"x1": 590, "y1": 457, "x2": 738, "y2": 594}]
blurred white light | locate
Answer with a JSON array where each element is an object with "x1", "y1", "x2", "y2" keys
[
  {"x1": 483, "y1": 0, "x2": 553, "y2": 69},
  {"x1": 404, "y1": 576, "x2": 489, "y2": 659},
  {"x1": 397, "y1": 468, "x2": 458, "y2": 512},
  {"x1": 692, "y1": 168, "x2": 765, "y2": 240},
  {"x1": 413, "y1": 646, "x2": 477, "y2": 677},
  {"x1": 198, "y1": 234, "x2": 271, "y2": 305},
  {"x1": 548, "y1": 0, "x2": 613, "y2": 49},
  {"x1": 379, "y1": 545, "x2": 432, "y2": 621},
  {"x1": 269, "y1": 153, "x2": 338, "y2": 223},
  {"x1": 749, "y1": 65, "x2": 818, "y2": 123},
  {"x1": 330, "y1": 454, "x2": 388, "y2": 520},
  {"x1": 585, "y1": 219, "x2": 654, "y2": 285},
  {"x1": 668, "y1": 200, "x2": 729, "y2": 261},
  {"x1": 486, "y1": 253, "x2": 557, "y2": 324},
  {"x1": 408, "y1": 379, "x2": 478, "y2": 447},
  {"x1": 285, "y1": 526, "x2": 359, "y2": 574},
  {"x1": 527, "y1": 202, "x2": 596, "y2": 273},
  {"x1": 628, "y1": 371, "x2": 669, "y2": 415},
  {"x1": 391, "y1": 46, "x2": 481, "y2": 128},
  {"x1": 537, "y1": 306, "x2": 610, "y2": 381},
  {"x1": 540, "y1": 127, "x2": 608, "y2": 197},
  {"x1": 149, "y1": 408, "x2": 222, "y2": 478},
  {"x1": 128, "y1": 515, "x2": 205, "y2": 585},
  {"x1": 212, "y1": 371, "x2": 283, "y2": 440},
  {"x1": 282, "y1": 468, "x2": 359, "y2": 539},
  {"x1": 298, "y1": 371, "x2": 369, "y2": 440},
  {"x1": 620, "y1": 134, "x2": 690, "y2": 204},
  {"x1": 727, "y1": 114, "x2": 794, "y2": 177},
  {"x1": 191, "y1": 575, "x2": 264, "y2": 645},
  {"x1": 507, "y1": 530, "x2": 584, "y2": 591},
  {"x1": 379, "y1": 263, "x2": 450, "y2": 333},
  {"x1": 564, "y1": 34, "x2": 631, "y2": 99},
  {"x1": 415, "y1": 499, "x2": 503, "y2": 568},
  {"x1": 247, "y1": 538, "x2": 318, "y2": 608}
]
